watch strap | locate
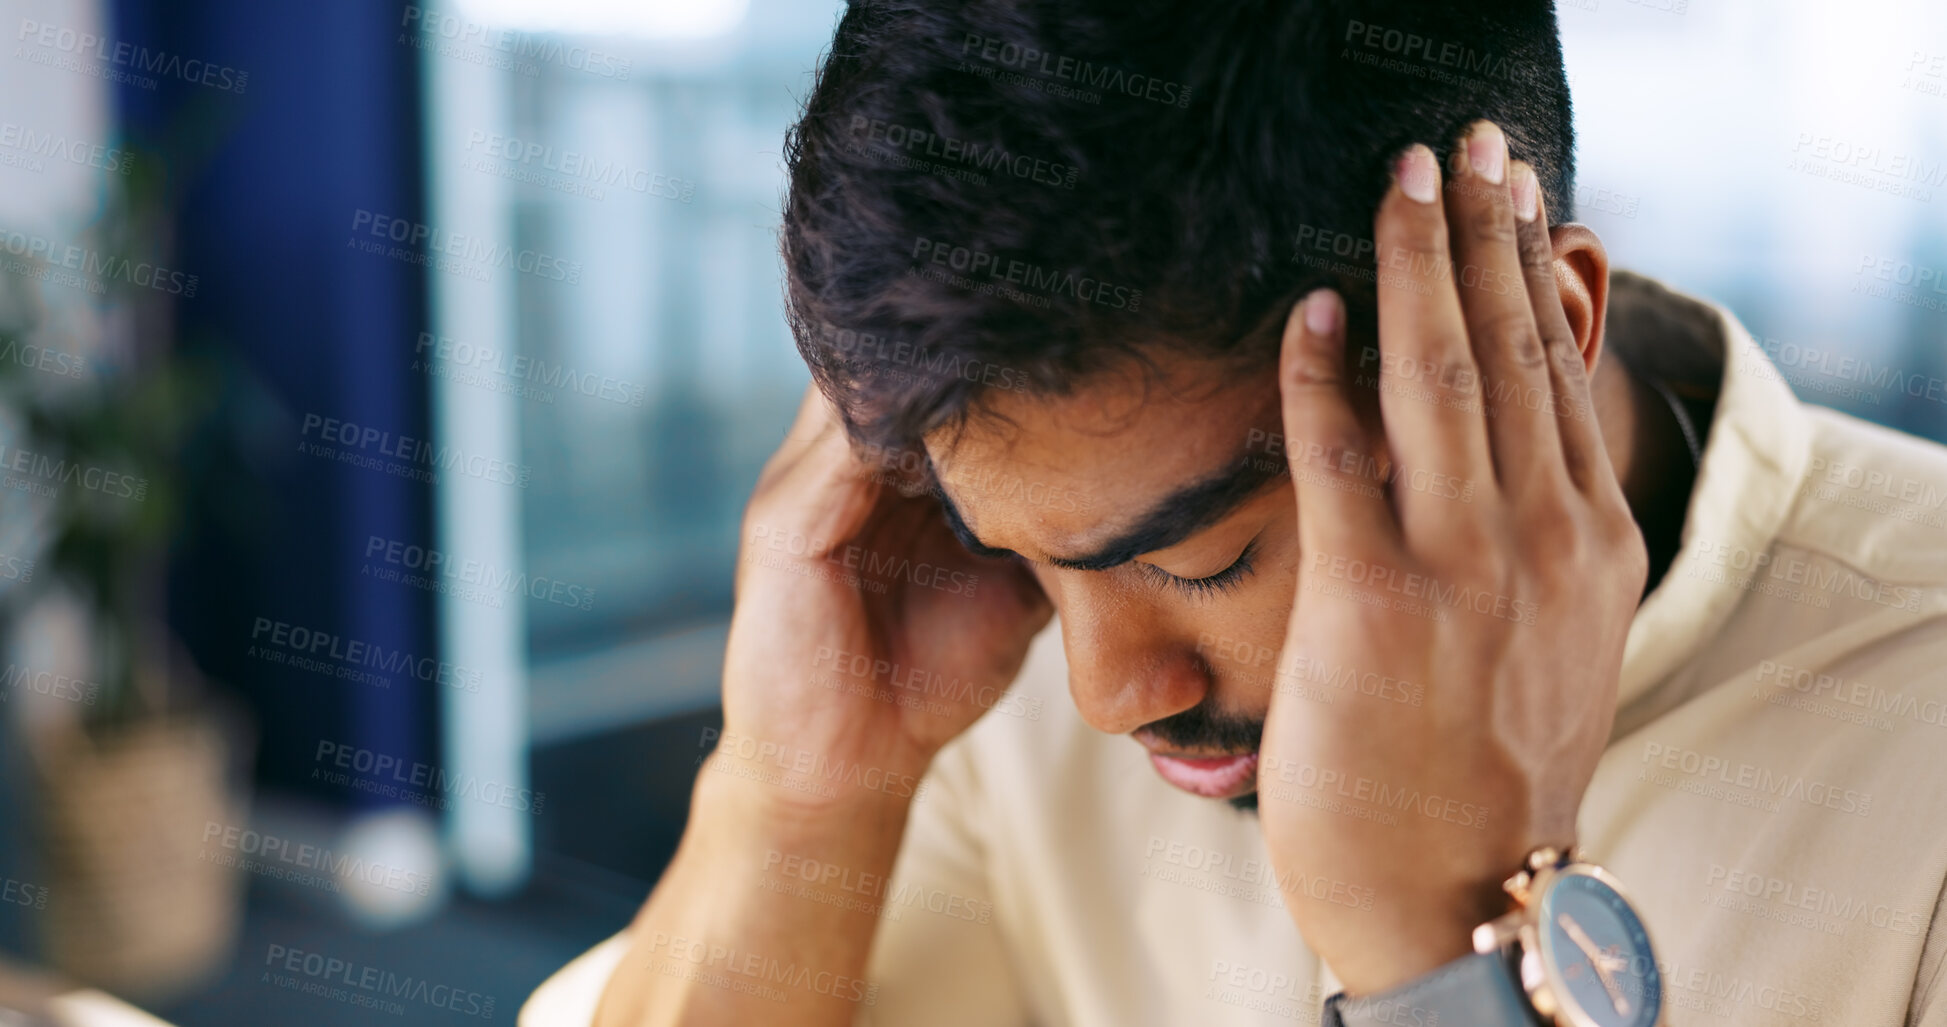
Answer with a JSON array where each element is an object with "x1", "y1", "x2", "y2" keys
[{"x1": 1322, "y1": 951, "x2": 1545, "y2": 1027}]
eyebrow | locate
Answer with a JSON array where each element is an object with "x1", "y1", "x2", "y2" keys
[{"x1": 934, "y1": 449, "x2": 1288, "y2": 572}]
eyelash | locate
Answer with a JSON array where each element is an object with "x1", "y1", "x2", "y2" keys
[{"x1": 1139, "y1": 540, "x2": 1261, "y2": 599}]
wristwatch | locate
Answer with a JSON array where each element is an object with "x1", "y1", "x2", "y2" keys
[{"x1": 1322, "y1": 846, "x2": 1662, "y2": 1027}]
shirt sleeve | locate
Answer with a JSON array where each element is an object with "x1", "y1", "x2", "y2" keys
[
  {"x1": 1907, "y1": 875, "x2": 1947, "y2": 1026},
  {"x1": 854, "y1": 730, "x2": 1027, "y2": 1027},
  {"x1": 519, "y1": 932, "x2": 628, "y2": 1027},
  {"x1": 518, "y1": 733, "x2": 1025, "y2": 1027}
]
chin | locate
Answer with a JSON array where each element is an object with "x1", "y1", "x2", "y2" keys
[{"x1": 1226, "y1": 791, "x2": 1259, "y2": 814}]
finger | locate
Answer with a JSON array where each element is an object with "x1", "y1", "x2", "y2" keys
[
  {"x1": 772, "y1": 383, "x2": 844, "y2": 463},
  {"x1": 1372, "y1": 143, "x2": 1494, "y2": 493},
  {"x1": 1280, "y1": 289, "x2": 1398, "y2": 558},
  {"x1": 1512, "y1": 167, "x2": 1615, "y2": 494},
  {"x1": 1444, "y1": 122, "x2": 1562, "y2": 491},
  {"x1": 753, "y1": 384, "x2": 882, "y2": 559},
  {"x1": 767, "y1": 385, "x2": 874, "y2": 506}
]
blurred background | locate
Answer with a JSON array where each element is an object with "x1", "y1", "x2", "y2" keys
[{"x1": 0, "y1": 0, "x2": 1941, "y2": 1022}]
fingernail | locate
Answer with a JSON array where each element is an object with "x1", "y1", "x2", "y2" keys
[
  {"x1": 1303, "y1": 288, "x2": 1342, "y2": 336},
  {"x1": 1466, "y1": 122, "x2": 1506, "y2": 185},
  {"x1": 1394, "y1": 144, "x2": 1439, "y2": 204},
  {"x1": 1512, "y1": 163, "x2": 1539, "y2": 222}
]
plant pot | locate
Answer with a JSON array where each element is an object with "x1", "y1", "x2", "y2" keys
[{"x1": 35, "y1": 711, "x2": 251, "y2": 1003}]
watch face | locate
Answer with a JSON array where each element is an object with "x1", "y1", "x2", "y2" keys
[{"x1": 1536, "y1": 869, "x2": 1661, "y2": 1027}]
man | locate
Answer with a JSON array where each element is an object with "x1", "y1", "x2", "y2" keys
[{"x1": 526, "y1": 2, "x2": 1947, "y2": 1024}]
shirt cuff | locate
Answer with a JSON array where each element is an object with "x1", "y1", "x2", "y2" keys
[{"x1": 520, "y1": 931, "x2": 630, "y2": 1027}]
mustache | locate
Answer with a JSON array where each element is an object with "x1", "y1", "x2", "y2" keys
[{"x1": 1138, "y1": 698, "x2": 1263, "y2": 754}]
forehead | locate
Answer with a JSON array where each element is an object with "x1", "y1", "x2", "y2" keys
[{"x1": 923, "y1": 353, "x2": 1281, "y2": 553}]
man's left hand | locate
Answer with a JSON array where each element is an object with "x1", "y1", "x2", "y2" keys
[{"x1": 1256, "y1": 121, "x2": 1649, "y2": 995}]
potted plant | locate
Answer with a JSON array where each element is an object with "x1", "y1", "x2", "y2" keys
[{"x1": 0, "y1": 149, "x2": 253, "y2": 1003}]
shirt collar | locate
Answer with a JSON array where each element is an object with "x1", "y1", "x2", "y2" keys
[{"x1": 1615, "y1": 285, "x2": 1813, "y2": 719}]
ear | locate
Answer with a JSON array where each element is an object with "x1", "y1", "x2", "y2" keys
[{"x1": 1549, "y1": 224, "x2": 1609, "y2": 377}]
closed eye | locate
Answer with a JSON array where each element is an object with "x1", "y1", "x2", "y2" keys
[{"x1": 1137, "y1": 539, "x2": 1260, "y2": 599}]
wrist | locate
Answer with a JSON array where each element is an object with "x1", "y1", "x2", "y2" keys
[
  {"x1": 1325, "y1": 905, "x2": 1482, "y2": 996},
  {"x1": 1330, "y1": 849, "x2": 1665, "y2": 1027},
  {"x1": 692, "y1": 741, "x2": 928, "y2": 828},
  {"x1": 698, "y1": 714, "x2": 938, "y2": 807},
  {"x1": 1304, "y1": 825, "x2": 1573, "y2": 995},
  {"x1": 1319, "y1": 876, "x2": 1515, "y2": 996},
  {"x1": 678, "y1": 755, "x2": 918, "y2": 922}
]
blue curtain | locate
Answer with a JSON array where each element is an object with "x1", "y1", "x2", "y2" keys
[{"x1": 115, "y1": 0, "x2": 438, "y2": 806}]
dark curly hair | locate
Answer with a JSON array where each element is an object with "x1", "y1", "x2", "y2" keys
[{"x1": 782, "y1": 0, "x2": 1576, "y2": 456}]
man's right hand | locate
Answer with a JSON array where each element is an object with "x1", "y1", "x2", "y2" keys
[
  {"x1": 595, "y1": 384, "x2": 1049, "y2": 1027},
  {"x1": 720, "y1": 383, "x2": 1053, "y2": 795}
]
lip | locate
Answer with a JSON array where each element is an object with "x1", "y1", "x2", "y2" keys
[{"x1": 1145, "y1": 749, "x2": 1260, "y2": 799}]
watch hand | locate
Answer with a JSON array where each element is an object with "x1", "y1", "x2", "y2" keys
[
  {"x1": 1558, "y1": 914, "x2": 1604, "y2": 964},
  {"x1": 1558, "y1": 914, "x2": 1631, "y2": 1016}
]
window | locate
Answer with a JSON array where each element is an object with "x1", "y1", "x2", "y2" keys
[{"x1": 423, "y1": 1, "x2": 843, "y2": 747}]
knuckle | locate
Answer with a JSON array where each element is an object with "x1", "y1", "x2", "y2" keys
[
  {"x1": 1463, "y1": 202, "x2": 1518, "y2": 248},
  {"x1": 1432, "y1": 353, "x2": 1485, "y2": 402},
  {"x1": 1521, "y1": 503, "x2": 1583, "y2": 557},
  {"x1": 1291, "y1": 425, "x2": 1366, "y2": 471},
  {"x1": 1546, "y1": 330, "x2": 1586, "y2": 378},
  {"x1": 1518, "y1": 229, "x2": 1554, "y2": 276},
  {"x1": 1562, "y1": 509, "x2": 1644, "y2": 574},
  {"x1": 1624, "y1": 542, "x2": 1652, "y2": 589},
  {"x1": 1417, "y1": 346, "x2": 1471, "y2": 383},
  {"x1": 1479, "y1": 313, "x2": 1548, "y2": 371},
  {"x1": 1584, "y1": 517, "x2": 1650, "y2": 593},
  {"x1": 1418, "y1": 509, "x2": 1498, "y2": 562},
  {"x1": 1419, "y1": 352, "x2": 1477, "y2": 385},
  {"x1": 1601, "y1": 511, "x2": 1650, "y2": 560},
  {"x1": 1546, "y1": 354, "x2": 1593, "y2": 424},
  {"x1": 1380, "y1": 346, "x2": 1482, "y2": 407},
  {"x1": 1511, "y1": 540, "x2": 1584, "y2": 599},
  {"x1": 1538, "y1": 322, "x2": 1578, "y2": 358},
  {"x1": 1284, "y1": 351, "x2": 1345, "y2": 391}
]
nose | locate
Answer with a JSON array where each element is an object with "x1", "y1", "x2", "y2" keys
[{"x1": 1052, "y1": 588, "x2": 1209, "y2": 735}]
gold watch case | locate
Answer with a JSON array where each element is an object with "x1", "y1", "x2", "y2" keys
[{"x1": 1469, "y1": 846, "x2": 1664, "y2": 1027}]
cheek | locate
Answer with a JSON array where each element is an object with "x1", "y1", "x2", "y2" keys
[
  {"x1": 1186, "y1": 587, "x2": 1292, "y2": 700},
  {"x1": 1025, "y1": 561, "x2": 1064, "y2": 602}
]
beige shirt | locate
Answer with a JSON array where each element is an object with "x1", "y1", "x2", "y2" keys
[{"x1": 523, "y1": 285, "x2": 1947, "y2": 1026}]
